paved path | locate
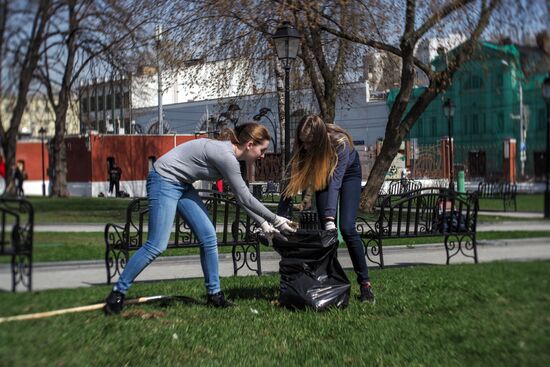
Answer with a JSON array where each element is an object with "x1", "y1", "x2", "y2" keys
[
  {"x1": 1, "y1": 237, "x2": 548, "y2": 292},
  {"x1": 34, "y1": 220, "x2": 550, "y2": 233}
]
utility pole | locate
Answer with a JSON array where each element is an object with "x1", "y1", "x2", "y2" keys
[{"x1": 156, "y1": 25, "x2": 163, "y2": 135}]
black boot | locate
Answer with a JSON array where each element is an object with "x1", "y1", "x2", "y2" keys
[
  {"x1": 206, "y1": 291, "x2": 235, "y2": 308},
  {"x1": 103, "y1": 290, "x2": 125, "y2": 315},
  {"x1": 359, "y1": 282, "x2": 375, "y2": 303}
]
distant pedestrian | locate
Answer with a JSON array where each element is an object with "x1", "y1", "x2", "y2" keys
[
  {"x1": 14, "y1": 161, "x2": 27, "y2": 197},
  {"x1": 108, "y1": 163, "x2": 122, "y2": 197}
]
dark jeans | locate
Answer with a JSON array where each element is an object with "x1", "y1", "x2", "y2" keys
[
  {"x1": 109, "y1": 180, "x2": 120, "y2": 196},
  {"x1": 315, "y1": 154, "x2": 369, "y2": 284}
]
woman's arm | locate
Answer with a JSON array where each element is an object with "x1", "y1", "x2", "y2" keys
[
  {"x1": 320, "y1": 142, "x2": 351, "y2": 219},
  {"x1": 211, "y1": 148, "x2": 276, "y2": 224}
]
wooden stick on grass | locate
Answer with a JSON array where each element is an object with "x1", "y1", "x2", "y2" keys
[{"x1": 0, "y1": 295, "x2": 169, "y2": 323}]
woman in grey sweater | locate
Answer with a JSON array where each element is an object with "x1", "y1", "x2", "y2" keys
[{"x1": 104, "y1": 123, "x2": 295, "y2": 314}]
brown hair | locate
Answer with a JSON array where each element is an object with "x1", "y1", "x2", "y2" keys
[
  {"x1": 283, "y1": 115, "x2": 354, "y2": 197},
  {"x1": 218, "y1": 122, "x2": 270, "y2": 146}
]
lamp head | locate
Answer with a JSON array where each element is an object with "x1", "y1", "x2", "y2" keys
[
  {"x1": 272, "y1": 22, "x2": 302, "y2": 67},
  {"x1": 443, "y1": 98, "x2": 455, "y2": 118}
]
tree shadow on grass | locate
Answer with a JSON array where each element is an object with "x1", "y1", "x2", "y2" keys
[{"x1": 223, "y1": 285, "x2": 279, "y2": 301}]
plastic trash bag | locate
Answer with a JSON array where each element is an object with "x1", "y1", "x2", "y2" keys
[{"x1": 271, "y1": 229, "x2": 351, "y2": 311}]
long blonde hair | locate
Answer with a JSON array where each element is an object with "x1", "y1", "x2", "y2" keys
[
  {"x1": 283, "y1": 115, "x2": 354, "y2": 198},
  {"x1": 218, "y1": 122, "x2": 270, "y2": 146}
]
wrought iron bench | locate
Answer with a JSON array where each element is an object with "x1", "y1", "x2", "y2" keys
[
  {"x1": 357, "y1": 187, "x2": 479, "y2": 268},
  {"x1": 375, "y1": 179, "x2": 423, "y2": 207},
  {"x1": 0, "y1": 198, "x2": 34, "y2": 291},
  {"x1": 476, "y1": 182, "x2": 517, "y2": 211},
  {"x1": 251, "y1": 181, "x2": 280, "y2": 203},
  {"x1": 104, "y1": 190, "x2": 262, "y2": 284}
]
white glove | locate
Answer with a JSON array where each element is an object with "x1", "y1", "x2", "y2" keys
[
  {"x1": 272, "y1": 215, "x2": 297, "y2": 234},
  {"x1": 324, "y1": 220, "x2": 336, "y2": 231},
  {"x1": 259, "y1": 221, "x2": 287, "y2": 246}
]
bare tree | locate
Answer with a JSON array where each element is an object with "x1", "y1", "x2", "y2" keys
[
  {"x1": 310, "y1": 0, "x2": 502, "y2": 210},
  {"x1": 37, "y1": 0, "x2": 151, "y2": 196},
  {"x1": 0, "y1": 0, "x2": 54, "y2": 195}
]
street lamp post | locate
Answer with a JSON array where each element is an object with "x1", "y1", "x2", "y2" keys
[
  {"x1": 272, "y1": 22, "x2": 301, "y2": 168},
  {"x1": 38, "y1": 127, "x2": 47, "y2": 196},
  {"x1": 443, "y1": 98, "x2": 456, "y2": 191},
  {"x1": 542, "y1": 76, "x2": 550, "y2": 218},
  {"x1": 156, "y1": 24, "x2": 163, "y2": 135},
  {"x1": 253, "y1": 107, "x2": 278, "y2": 153}
]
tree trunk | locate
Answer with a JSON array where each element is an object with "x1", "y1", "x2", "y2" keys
[
  {"x1": 0, "y1": 0, "x2": 51, "y2": 195},
  {"x1": 50, "y1": 0, "x2": 76, "y2": 197},
  {"x1": 359, "y1": 136, "x2": 402, "y2": 211}
]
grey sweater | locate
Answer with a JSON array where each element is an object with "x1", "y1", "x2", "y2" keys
[{"x1": 154, "y1": 138, "x2": 276, "y2": 224}]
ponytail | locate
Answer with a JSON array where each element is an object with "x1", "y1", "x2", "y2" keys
[{"x1": 218, "y1": 122, "x2": 270, "y2": 146}]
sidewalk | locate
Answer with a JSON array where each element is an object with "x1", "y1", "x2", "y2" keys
[
  {"x1": 1, "y1": 237, "x2": 549, "y2": 292},
  {"x1": 34, "y1": 220, "x2": 550, "y2": 233}
]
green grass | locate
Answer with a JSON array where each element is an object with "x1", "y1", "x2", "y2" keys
[
  {"x1": 28, "y1": 196, "x2": 131, "y2": 223},
  {"x1": 478, "y1": 194, "x2": 543, "y2": 212},
  {"x1": 25, "y1": 194, "x2": 545, "y2": 224},
  {"x1": 14, "y1": 230, "x2": 550, "y2": 263},
  {"x1": 0, "y1": 261, "x2": 549, "y2": 366}
]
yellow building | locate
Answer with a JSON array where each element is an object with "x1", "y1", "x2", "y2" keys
[{"x1": 0, "y1": 95, "x2": 80, "y2": 137}]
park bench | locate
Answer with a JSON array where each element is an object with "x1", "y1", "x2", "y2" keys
[
  {"x1": 386, "y1": 179, "x2": 423, "y2": 195},
  {"x1": 0, "y1": 198, "x2": 34, "y2": 291},
  {"x1": 374, "y1": 178, "x2": 423, "y2": 207},
  {"x1": 104, "y1": 190, "x2": 262, "y2": 284},
  {"x1": 357, "y1": 187, "x2": 479, "y2": 268},
  {"x1": 251, "y1": 180, "x2": 280, "y2": 203},
  {"x1": 476, "y1": 182, "x2": 517, "y2": 211}
]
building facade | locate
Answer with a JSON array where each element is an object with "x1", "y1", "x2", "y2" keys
[{"x1": 393, "y1": 40, "x2": 550, "y2": 181}]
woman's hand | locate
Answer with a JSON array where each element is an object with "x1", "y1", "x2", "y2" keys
[
  {"x1": 260, "y1": 221, "x2": 287, "y2": 246},
  {"x1": 324, "y1": 220, "x2": 336, "y2": 231},
  {"x1": 273, "y1": 215, "x2": 298, "y2": 235}
]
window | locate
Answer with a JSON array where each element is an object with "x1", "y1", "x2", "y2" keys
[
  {"x1": 98, "y1": 95, "x2": 104, "y2": 110},
  {"x1": 123, "y1": 92, "x2": 130, "y2": 108},
  {"x1": 99, "y1": 119, "x2": 106, "y2": 133},
  {"x1": 89, "y1": 96, "x2": 96, "y2": 112},
  {"x1": 106, "y1": 94, "x2": 112, "y2": 110},
  {"x1": 463, "y1": 74, "x2": 484, "y2": 90},
  {"x1": 539, "y1": 109, "x2": 546, "y2": 130},
  {"x1": 497, "y1": 112, "x2": 504, "y2": 131},
  {"x1": 472, "y1": 114, "x2": 479, "y2": 134}
]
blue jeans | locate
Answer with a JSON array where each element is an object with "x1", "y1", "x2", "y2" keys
[
  {"x1": 316, "y1": 154, "x2": 370, "y2": 284},
  {"x1": 114, "y1": 170, "x2": 220, "y2": 294}
]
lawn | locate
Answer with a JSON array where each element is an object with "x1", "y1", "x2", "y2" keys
[
  {"x1": 478, "y1": 193, "x2": 544, "y2": 212},
  {"x1": 26, "y1": 194, "x2": 546, "y2": 225},
  {"x1": 28, "y1": 196, "x2": 130, "y2": 223},
  {"x1": 23, "y1": 230, "x2": 550, "y2": 262},
  {"x1": 0, "y1": 261, "x2": 549, "y2": 366}
]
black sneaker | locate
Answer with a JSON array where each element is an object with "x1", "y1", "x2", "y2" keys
[
  {"x1": 359, "y1": 283, "x2": 375, "y2": 303},
  {"x1": 206, "y1": 291, "x2": 235, "y2": 308},
  {"x1": 103, "y1": 290, "x2": 125, "y2": 315}
]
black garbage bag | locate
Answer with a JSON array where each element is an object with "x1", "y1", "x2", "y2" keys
[{"x1": 271, "y1": 229, "x2": 351, "y2": 311}]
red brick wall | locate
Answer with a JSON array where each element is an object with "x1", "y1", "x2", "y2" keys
[{"x1": 15, "y1": 140, "x2": 49, "y2": 180}]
